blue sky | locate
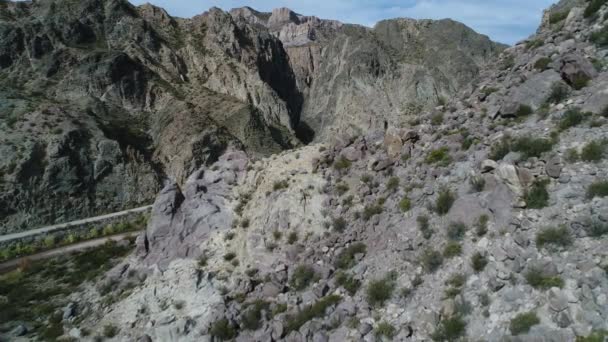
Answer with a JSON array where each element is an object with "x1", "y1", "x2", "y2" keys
[{"x1": 129, "y1": 0, "x2": 557, "y2": 44}]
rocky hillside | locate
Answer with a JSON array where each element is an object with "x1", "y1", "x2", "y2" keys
[
  {"x1": 0, "y1": 0, "x2": 502, "y2": 234},
  {"x1": 231, "y1": 7, "x2": 506, "y2": 142},
  {"x1": 9, "y1": 0, "x2": 605, "y2": 341}
]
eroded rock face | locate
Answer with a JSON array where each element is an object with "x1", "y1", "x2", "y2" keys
[{"x1": 231, "y1": 8, "x2": 506, "y2": 142}]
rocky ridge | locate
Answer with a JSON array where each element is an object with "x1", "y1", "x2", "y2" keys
[{"x1": 21, "y1": 0, "x2": 608, "y2": 341}]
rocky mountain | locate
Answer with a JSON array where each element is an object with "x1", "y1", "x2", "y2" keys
[
  {"x1": 0, "y1": 0, "x2": 502, "y2": 234},
  {"x1": 231, "y1": 7, "x2": 506, "y2": 141},
  {"x1": 7, "y1": 0, "x2": 604, "y2": 341}
]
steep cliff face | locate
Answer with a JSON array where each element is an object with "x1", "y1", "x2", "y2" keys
[
  {"x1": 0, "y1": 0, "x2": 302, "y2": 233},
  {"x1": 231, "y1": 7, "x2": 506, "y2": 141}
]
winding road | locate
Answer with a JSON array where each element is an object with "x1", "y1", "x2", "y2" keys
[
  {"x1": 0, "y1": 205, "x2": 153, "y2": 244},
  {"x1": 0, "y1": 232, "x2": 141, "y2": 274}
]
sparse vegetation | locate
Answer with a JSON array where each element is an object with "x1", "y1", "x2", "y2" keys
[
  {"x1": 447, "y1": 221, "x2": 467, "y2": 240},
  {"x1": 435, "y1": 188, "x2": 455, "y2": 216},
  {"x1": 443, "y1": 241, "x2": 462, "y2": 258},
  {"x1": 290, "y1": 265, "x2": 318, "y2": 291},
  {"x1": 525, "y1": 268, "x2": 564, "y2": 289},
  {"x1": 559, "y1": 108, "x2": 585, "y2": 131},
  {"x1": 375, "y1": 321, "x2": 397, "y2": 339},
  {"x1": 590, "y1": 25, "x2": 608, "y2": 47},
  {"x1": 587, "y1": 180, "x2": 608, "y2": 199},
  {"x1": 333, "y1": 217, "x2": 347, "y2": 232},
  {"x1": 534, "y1": 57, "x2": 551, "y2": 71},
  {"x1": 571, "y1": 74, "x2": 590, "y2": 90},
  {"x1": 421, "y1": 248, "x2": 443, "y2": 273},
  {"x1": 513, "y1": 136, "x2": 554, "y2": 159},
  {"x1": 536, "y1": 226, "x2": 572, "y2": 249},
  {"x1": 549, "y1": 10, "x2": 569, "y2": 24},
  {"x1": 577, "y1": 330, "x2": 608, "y2": 342},
  {"x1": 333, "y1": 156, "x2": 352, "y2": 170},
  {"x1": 431, "y1": 316, "x2": 466, "y2": 341},
  {"x1": 363, "y1": 203, "x2": 383, "y2": 221},
  {"x1": 584, "y1": 0, "x2": 607, "y2": 18},
  {"x1": 336, "y1": 271, "x2": 361, "y2": 295},
  {"x1": 580, "y1": 140, "x2": 605, "y2": 162},
  {"x1": 426, "y1": 147, "x2": 452, "y2": 166},
  {"x1": 471, "y1": 252, "x2": 488, "y2": 272},
  {"x1": 287, "y1": 231, "x2": 298, "y2": 244},
  {"x1": 469, "y1": 175, "x2": 485, "y2": 192},
  {"x1": 417, "y1": 215, "x2": 433, "y2": 239},
  {"x1": 273, "y1": 179, "x2": 289, "y2": 192},
  {"x1": 335, "y1": 183, "x2": 350, "y2": 196},
  {"x1": 387, "y1": 177, "x2": 400, "y2": 192},
  {"x1": 366, "y1": 273, "x2": 396, "y2": 307},
  {"x1": 431, "y1": 112, "x2": 444, "y2": 126},
  {"x1": 489, "y1": 136, "x2": 512, "y2": 160},
  {"x1": 224, "y1": 252, "x2": 237, "y2": 261},
  {"x1": 241, "y1": 300, "x2": 270, "y2": 330},
  {"x1": 510, "y1": 312, "x2": 540, "y2": 335},
  {"x1": 516, "y1": 104, "x2": 533, "y2": 117},
  {"x1": 284, "y1": 295, "x2": 342, "y2": 334},
  {"x1": 546, "y1": 82, "x2": 570, "y2": 104},
  {"x1": 335, "y1": 243, "x2": 366, "y2": 269},
  {"x1": 210, "y1": 318, "x2": 236, "y2": 340},
  {"x1": 524, "y1": 179, "x2": 550, "y2": 209},
  {"x1": 399, "y1": 196, "x2": 411, "y2": 212},
  {"x1": 586, "y1": 220, "x2": 608, "y2": 238},
  {"x1": 475, "y1": 215, "x2": 489, "y2": 237}
]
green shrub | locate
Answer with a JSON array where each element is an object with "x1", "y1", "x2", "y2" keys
[
  {"x1": 536, "y1": 226, "x2": 572, "y2": 248},
  {"x1": 421, "y1": 249, "x2": 443, "y2": 273},
  {"x1": 284, "y1": 295, "x2": 342, "y2": 334},
  {"x1": 290, "y1": 265, "x2": 318, "y2": 291},
  {"x1": 103, "y1": 324, "x2": 119, "y2": 338},
  {"x1": 581, "y1": 141, "x2": 605, "y2": 162},
  {"x1": 272, "y1": 230, "x2": 283, "y2": 241},
  {"x1": 366, "y1": 274, "x2": 396, "y2": 307},
  {"x1": 335, "y1": 183, "x2": 349, "y2": 196},
  {"x1": 447, "y1": 221, "x2": 467, "y2": 241},
  {"x1": 335, "y1": 271, "x2": 361, "y2": 295},
  {"x1": 241, "y1": 300, "x2": 270, "y2": 330},
  {"x1": 399, "y1": 196, "x2": 411, "y2": 212},
  {"x1": 362, "y1": 204, "x2": 383, "y2": 221},
  {"x1": 549, "y1": 10, "x2": 569, "y2": 24},
  {"x1": 482, "y1": 87, "x2": 498, "y2": 96},
  {"x1": 426, "y1": 147, "x2": 452, "y2": 166},
  {"x1": 524, "y1": 179, "x2": 550, "y2": 209},
  {"x1": 475, "y1": 215, "x2": 489, "y2": 237},
  {"x1": 417, "y1": 215, "x2": 433, "y2": 239},
  {"x1": 431, "y1": 112, "x2": 444, "y2": 126},
  {"x1": 565, "y1": 148, "x2": 580, "y2": 163},
  {"x1": 224, "y1": 252, "x2": 236, "y2": 261},
  {"x1": 571, "y1": 75, "x2": 590, "y2": 90},
  {"x1": 210, "y1": 318, "x2": 236, "y2": 340},
  {"x1": 586, "y1": 221, "x2": 608, "y2": 238},
  {"x1": 587, "y1": 180, "x2": 608, "y2": 199},
  {"x1": 577, "y1": 330, "x2": 608, "y2": 342},
  {"x1": 559, "y1": 108, "x2": 585, "y2": 131},
  {"x1": 333, "y1": 217, "x2": 347, "y2": 232},
  {"x1": 333, "y1": 157, "x2": 352, "y2": 170},
  {"x1": 513, "y1": 136, "x2": 554, "y2": 159},
  {"x1": 510, "y1": 312, "x2": 540, "y2": 335},
  {"x1": 534, "y1": 57, "x2": 551, "y2": 71},
  {"x1": 273, "y1": 179, "x2": 289, "y2": 191},
  {"x1": 443, "y1": 242, "x2": 462, "y2": 258},
  {"x1": 435, "y1": 188, "x2": 455, "y2": 215},
  {"x1": 525, "y1": 268, "x2": 564, "y2": 289},
  {"x1": 471, "y1": 252, "x2": 488, "y2": 272},
  {"x1": 527, "y1": 39, "x2": 544, "y2": 50},
  {"x1": 516, "y1": 104, "x2": 533, "y2": 117},
  {"x1": 546, "y1": 82, "x2": 570, "y2": 104},
  {"x1": 584, "y1": 0, "x2": 607, "y2": 18},
  {"x1": 431, "y1": 316, "x2": 466, "y2": 341},
  {"x1": 489, "y1": 137, "x2": 512, "y2": 160},
  {"x1": 470, "y1": 175, "x2": 485, "y2": 192},
  {"x1": 591, "y1": 26, "x2": 608, "y2": 47},
  {"x1": 375, "y1": 322, "x2": 396, "y2": 339},
  {"x1": 335, "y1": 243, "x2": 366, "y2": 269},
  {"x1": 387, "y1": 177, "x2": 400, "y2": 192},
  {"x1": 287, "y1": 232, "x2": 298, "y2": 244}
]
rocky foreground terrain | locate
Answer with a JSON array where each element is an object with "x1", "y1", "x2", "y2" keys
[
  {"x1": 2, "y1": 0, "x2": 608, "y2": 341},
  {"x1": 0, "y1": 0, "x2": 502, "y2": 234}
]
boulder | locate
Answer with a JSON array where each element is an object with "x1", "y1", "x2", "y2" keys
[
  {"x1": 559, "y1": 53, "x2": 598, "y2": 86},
  {"x1": 545, "y1": 156, "x2": 562, "y2": 178}
]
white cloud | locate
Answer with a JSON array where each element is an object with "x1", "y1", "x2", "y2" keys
[{"x1": 128, "y1": 0, "x2": 558, "y2": 44}]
